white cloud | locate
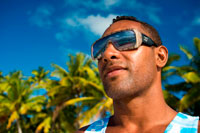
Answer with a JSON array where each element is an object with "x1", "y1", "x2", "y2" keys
[
  {"x1": 64, "y1": 0, "x2": 119, "y2": 10},
  {"x1": 65, "y1": 18, "x2": 78, "y2": 27},
  {"x1": 30, "y1": 1, "x2": 162, "y2": 44},
  {"x1": 77, "y1": 14, "x2": 117, "y2": 35},
  {"x1": 125, "y1": 0, "x2": 144, "y2": 10},
  {"x1": 55, "y1": 14, "x2": 118, "y2": 47},
  {"x1": 146, "y1": 5, "x2": 161, "y2": 24},
  {"x1": 55, "y1": 32, "x2": 68, "y2": 42},
  {"x1": 192, "y1": 16, "x2": 200, "y2": 25},
  {"x1": 147, "y1": 13, "x2": 161, "y2": 25},
  {"x1": 178, "y1": 27, "x2": 192, "y2": 37},
  {"x1": 57, "y1": 14, "x2": 116, "y2": 42},
  {"x1": 178, "y1": 15, "x2": 200, "y2": 37},
  {"x1": 58, "y1": 46, "x2": 82, "y2": 62},
  {"x1": 55, "y1": 29, "x2": 79, "y2": 43},
  {"x1": 29, "y1": 5, "x2": 54, "y2": 28},
  {"x1": 115, "y1": 0, "x2": 162, "y2": 25},
  {"x1": 104, "y1": 0, "x2": 120, "y2": 7}
]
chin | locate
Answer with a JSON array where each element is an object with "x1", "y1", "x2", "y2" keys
[
  {"x1": 104, "y1": 84, "x2": 132, "y2": 100},
  {"x1": 103, "y1": 81, "x2": 145, "y2": 101}
]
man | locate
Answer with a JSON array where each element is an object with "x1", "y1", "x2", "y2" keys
[{"x1": 77, "y1": 16, "x2": 199, "y2": 133}]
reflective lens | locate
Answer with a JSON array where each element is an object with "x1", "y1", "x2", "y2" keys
[
  {"x1": 92, "y1": 30, "x2": 137, "y2": 59},
  {"x1": 91, "y1": 29, "x2": 158, "y2": 60}
]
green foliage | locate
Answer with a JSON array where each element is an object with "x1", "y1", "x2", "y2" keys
[
  {"x1": 163, "y1": 37, "x2": 200, "y2": 116},
  {"x1": 47, "y1": 53, "x2": 112, "y2": 132},
  {"x1": 0, "y1": 70, "x2": 47, "y2": 132},
  {"x1": 179, "y1": 45, "x2": 193, "y2": 60}
]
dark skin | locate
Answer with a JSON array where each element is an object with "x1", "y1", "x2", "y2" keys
[{"x1": 76, "y1": 20, "x2": 200, "y2": 133}]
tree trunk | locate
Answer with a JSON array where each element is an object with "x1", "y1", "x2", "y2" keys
[{"x1": 16, "y1": 119, "x2": 22, "y2": 133}]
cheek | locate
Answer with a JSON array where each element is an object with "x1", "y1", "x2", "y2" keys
[
  {"x1": 98, "y1": 62, "x2": 103, "y2": 79},
  {"x1": 139, "y1": 51, "x2": 157, "y2": 76},
  {"x1": 124, "y1": 47, "x2": 156, "y2": 75}
]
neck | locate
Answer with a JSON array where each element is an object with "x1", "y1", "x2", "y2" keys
[{"x1": 111, "y1": 76, "x2": 177, "y2": 130}]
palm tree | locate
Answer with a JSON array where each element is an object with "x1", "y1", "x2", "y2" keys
[
  {"x1": 163, "y1": 37, "x2": 200, "y2": 116},
  {"x1": 45, "y1": 53, "x2": 113, "y2": 132},
  {"x1": 29, "y1": 66, "x2": 50, "y2": 87},
  {"x1": 0, "y1": 70, "x2": 47, "y2": 133}
]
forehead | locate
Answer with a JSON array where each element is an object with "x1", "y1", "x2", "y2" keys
[{"x1": 103, "y1": 20, "x2": 149, "y2": 37}]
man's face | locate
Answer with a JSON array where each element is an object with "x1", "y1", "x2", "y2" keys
[{"x1": 97, "y1": 20, "x2": 158, "y2": 100}]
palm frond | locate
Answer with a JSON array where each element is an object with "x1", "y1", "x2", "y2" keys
[
  {"x1": 64, "y1": 97, "x2": 100, "y2": 106},
  {"x1": 51, "y1": 64, "x2": 68, "y2": 78},
  {"x1": 179, "y1": 45, "x2": 193, "y2": 60},
  {"x1": 166, "y1": 53, "x2": 180, "y2": 66},
  {"x1": 179, "y1": 86, "x2": 200, "y2": 112},
  {"x1": 77, "y1": 99, "x2": 106, "y2": 127},
  {"x1": 193, "y1": 37, "x2": 200, "y2": 55},
  {"x1": 182, "y1": 71, "x2": 200, "y2": 83},
  {"x1": 35, "y1": 116, "x2": 51, "y2": 133},
  {"x1": 165, "y1": 82, "x2": 192, "y2": 92},
  {"x1": 7, "y1": 111, "x2": 19, "y2": 129}
]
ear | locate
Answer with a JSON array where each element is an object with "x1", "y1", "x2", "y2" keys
[{"x1": 155, "y1": 45, "x2": 168, "y2": 68}]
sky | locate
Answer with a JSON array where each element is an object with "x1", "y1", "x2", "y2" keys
[{"x1": 0, "y1": 0, "x2": 200, "y2": 77}]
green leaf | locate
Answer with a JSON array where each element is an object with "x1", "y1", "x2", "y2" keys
[
  {"x1": 32, "y1": 70, "x2": 38, "y2": 76},
  {"x1": 51, "y1": 63, "x2": 68, "y2": 78},
  {"x1": 64, "y1": 97, "x2": 99, "y2": 106},
  {"x1": 36, "y1": 116, "x2": 51, "y2": 133},
  {"x1": 165, "y1": 82, "x2": 191, "y2": 92},
  {"x1": 182, "y1": 72, "x2": 200, "y2": 83},
  {"x1": 77, "y1": 97, "x2": 113, "y2": 127},
  {"x1": 0, "y1": 82, "x2": 9, "y2": 92},
  {"x1": 166, "y1": 54, "x2": 180, "y2": 66},
  {"x1": 7, "y1": 111, "x2": 19, "y2": 129},
  {"x1": 179, "y1": 45, "x2": 193, "y2": 60},
  {"x1": 78, "y1": 100, "x2": 105, "y2": 127},
  {"x1": 179, "y1": 87, "x2": 200, "y2": 112},
  {"x1": 162, "y1": 66, "x2": 177, "y2": 72},
  {"x1": 193, "y1": 37, "x2": 200, "y2": 54}
]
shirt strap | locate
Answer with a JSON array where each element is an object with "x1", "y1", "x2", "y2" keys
[
  {"x1": 164, "y1": 112, "x2": 199, "y2": 133},
  {"x1": 85, "y1": 117, "x2": 110, "y2": 133}
]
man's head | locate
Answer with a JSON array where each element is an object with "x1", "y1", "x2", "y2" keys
[{"x1": 92, "y1": 16, "x2": 168, "y2": 100}]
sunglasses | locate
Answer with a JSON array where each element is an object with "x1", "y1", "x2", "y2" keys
[{"x1": 91, "y1": 29, "x2": 158, "y2": 60}]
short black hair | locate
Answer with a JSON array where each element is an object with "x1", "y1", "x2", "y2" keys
[{"x1": 112, "y1": 16, "x2": 162, "y2": 46}]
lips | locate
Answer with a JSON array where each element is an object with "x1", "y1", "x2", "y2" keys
[{"x1": 104, "y1": 65, "x2": 127, "y2": 78}]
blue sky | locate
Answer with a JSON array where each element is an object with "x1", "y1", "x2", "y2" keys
[{"x1": 0, "y1": 0, "x2": 200, "y2": 76}]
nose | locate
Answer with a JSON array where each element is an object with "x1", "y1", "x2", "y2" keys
[{"x1": 102, "y1": 41, "x2": 120, "y2": 62}]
